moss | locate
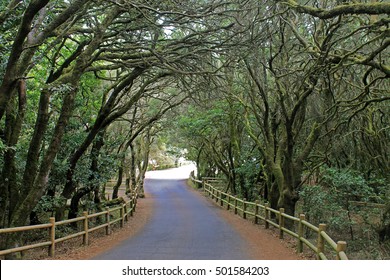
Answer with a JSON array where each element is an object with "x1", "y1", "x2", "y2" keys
[{"x1": 284, "y1": 1, "x2": 390, "y2": 19}]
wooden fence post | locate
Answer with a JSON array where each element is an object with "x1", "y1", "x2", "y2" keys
[
  {"x1": 243, "y1": 199, "x2": 247, "y2": 219},
  {"x1": 279, "y1": 208, "x2": 285, "y2": 239},
  {"x1": 105, "y1": 207, "x2": 111, "y2": 235},
  {"x1": 336, "y1": 241, "x2": 347, "y2": 260},
  {"x1": 120, "y1": 204, "x2": 124, "y2": 228},
  {"x1": 220, "y1": 192, "x2": 224, "y2": 207},
  {"x1": 83, "y1": 211, "x2": 89, "y2": 245},
  {"x1": 317, "y1": 223, "x2": 327, "y2": 259},
  {"x1": 227, "y1": 195, "x2": 230, "y2": 210},
  {"x1": 216, "y1": 189, "x2": 219, "y2": 203},
  {"x1": 298, "y1": 214, "x2": 305, "y2": 253},
  {"x1": 234, "y1": 198, "x2": 238, "y2": 215},
  {"x1": 49, "y1": 217, "x2": 56, "y2": 257},
  {"x1": 265, "y1": 202, "x2": 270, "y2": 229},
  {"x1": 254, "y1": 201, "x2": 260, "y2": 224}
]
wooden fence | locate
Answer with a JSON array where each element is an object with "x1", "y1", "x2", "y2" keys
[
  {"x1": 191, "y1": 176, "x2": 348, "y2": 260},
  {"x1": 0, "y1": 190, "x2": 138, "y2": 259}
]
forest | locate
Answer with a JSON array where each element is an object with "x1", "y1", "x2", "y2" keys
[{"x1": 0, "y1": 0, "x2": 389, "y2": 259}]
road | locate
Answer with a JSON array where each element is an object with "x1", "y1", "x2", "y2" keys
[{"x1": 94, "y1": 165, "x2": 252, "y2": 260}]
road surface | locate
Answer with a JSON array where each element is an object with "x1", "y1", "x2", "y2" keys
[{"x1": 94, "y1": 166, "x2": 252, "y2": 259}]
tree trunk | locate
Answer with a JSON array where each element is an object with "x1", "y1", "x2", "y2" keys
[
  {"x1": 0, "y1": 0, "x2": 89, "y2": 121},
  {"x1": 68, "y1": 186, "x2": 91, "y2": 220},
  {"x1": 0, "y1": 0, "x2": 50, "y2": 121},
  {"x1": 195, "y1": 145, "x2": 204, "y2": 181},
  {"x1": 136, "y1": 131, "x2": 152, "y2": 197},
  {"x1": 124, "y1": 156, "x2": 131, "y2": 195},
  {"x1": 112, "y1": 162, "x2": 124, "y2": 199},
  {"x1": 60, "y1": 67, "x2": 145, "y2": 209},
  {"x1": 61, "y1": 124, "x2": 105, "y2": 203},
  {"x1": 67, "y1": 130, "x2": 105, "y2": 219},
  {"x1": 11, "y1": 82, "x2": 79, "y2": 228},
  {"x1": 0, "y1": 81, "x2": 27, "y2": 228},
  {"x1": 129, "y1": 143, "x2": 137, "y2": 192}
]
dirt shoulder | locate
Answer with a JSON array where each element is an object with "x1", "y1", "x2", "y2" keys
[{"x1": 41, "y1": 193, "x2": 154, "y2": 260}]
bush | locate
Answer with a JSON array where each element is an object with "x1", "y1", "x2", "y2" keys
[
  {"x1": 299, "y1": 184, "x2": 348, "y2": 233},
  {"x1": 299, "y1": 168, "x2": 390, "y2": 259},
  {"x1": 300, "y1": 168, "x2": 379, "y2": 234},
  {"x1": 321, "y1": 168, "x2": 375, "y2": 202}
]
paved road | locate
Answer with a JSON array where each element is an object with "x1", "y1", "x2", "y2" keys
[{"x1": 94, "y1": 167, "x2": 252, "y2": 260}]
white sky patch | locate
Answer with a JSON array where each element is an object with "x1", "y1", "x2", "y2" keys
[
  {"x1": 145, "y1": 163, "x2": 196, "y2": 180},
  {"x1": 163, "y1": 25, "x2": 175, "y2": 37}
]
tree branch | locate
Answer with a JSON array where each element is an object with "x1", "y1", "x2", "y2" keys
[{"x1": 281, "y1": 1, "x2": 390, "y2": 19}]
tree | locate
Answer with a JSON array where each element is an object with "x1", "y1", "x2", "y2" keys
[
  {"x1": 232, "y1": 0, "x2": 390, "y2": 217},
  {"x1": 1, "y1": 0, "x2": 388, "y2": 259},
  {"x1": 0, "y1": 0, "x2": 239, "y2": 232},
  {"x1": 0, "y1": 0, "x2": 91, "y2": 120}
]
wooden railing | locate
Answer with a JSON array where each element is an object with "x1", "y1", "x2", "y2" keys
[
  {"x1": 191, "y1": 176, "x2": 348, "y2": 260},
  {"x1": 0, "y1": 190, "x2": 138, "y2": 259}
]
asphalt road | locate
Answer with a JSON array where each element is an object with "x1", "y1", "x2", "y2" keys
[{"x1": 94, "y1": 167, "x2": 252, "y2": 260}]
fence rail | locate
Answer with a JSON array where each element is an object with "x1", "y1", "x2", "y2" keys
[
  {"x1": 0, "y1": 190, "x2": 138, "y2": 259},
  {"x1": 193, "y1": 177, "x2": 348, "y2": 260}
]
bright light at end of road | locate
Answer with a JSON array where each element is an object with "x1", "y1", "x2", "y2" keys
[{"x1": 145, "y1": 163, "x2": 197, "y2": 180}]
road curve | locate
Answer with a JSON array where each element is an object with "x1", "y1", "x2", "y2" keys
[{"x1": 94, "y1": 168, "x2": 252, "y2": 260}]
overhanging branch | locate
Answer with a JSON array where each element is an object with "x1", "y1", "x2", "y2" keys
[{"x1": 280, "y1": 1, "x2": 390, "y2": 19}]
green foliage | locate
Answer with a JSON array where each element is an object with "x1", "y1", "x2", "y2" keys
[
  {"x1": 235, "y1": 157, "x2": 262, "y2": 199},
  {"x1": 177, "y1": 104, "x2": 226, "y2": 138},
  {"x1": 0, "y1": 0, "x2": 388, "y2": 261},
  {"x1": 302, "y1": 174, "x2": 390, "y2": 259},
  {"x1": 0, "y1": 140, "x2": 6, "y2": 156},
  {"x1": 148, "y1": 136, "x2": 178, "y2": 169},
  {"x1": 299, "y1": 167, "x2": 388, "y2": 251},
  {"x1": 299, "y1": 184, "x2": 347, "y2": 232},
  {"x1": 300, "y1": 168, "x2": 377, "y2": 226},
  {"x1": 321, "y1": 168, "x2": 375, "y2": 203},
  {"x1": 33, "y1": 195, "x2": 65, "y2": 215}
]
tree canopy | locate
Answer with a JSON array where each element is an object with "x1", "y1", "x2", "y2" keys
[{"x1": 0, "y1": 0, "x2": 389, "y2": 259}]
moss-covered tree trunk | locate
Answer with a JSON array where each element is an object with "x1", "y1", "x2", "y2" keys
[
  {"x1": 112, "y1": 157, "x2": 125, "y2": 199},
  {"x1": 129, "y1": 142, "x2": 137, "y2": 193},
  {"x1": 136, "y1": 130, "x2": 153, "y2": 197},
  {"x1": 68, "y1": 130, "x2": 105, "y2": 219}
]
